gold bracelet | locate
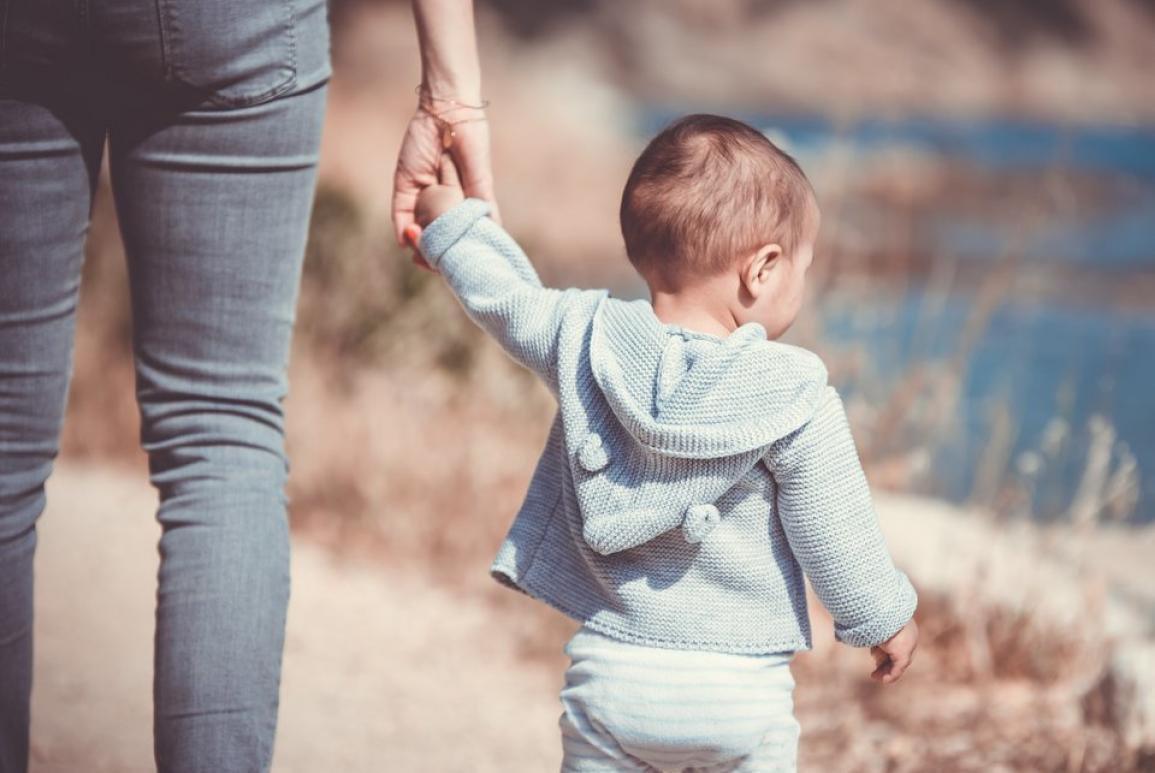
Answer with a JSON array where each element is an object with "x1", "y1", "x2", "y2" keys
[
  {"x1": 416, "y1": 85, "x2": 488, "y2": 150},
  {"x1": 415, "y1": 83, "x2": 489, "y2": 111},
  {"x1": 419, "y1": 107, "x2": 488, "y2": 151}
]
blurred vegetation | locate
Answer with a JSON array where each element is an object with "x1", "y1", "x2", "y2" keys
[{"x1": 298, "y1": 184, "x2": 486, "y2": 380}]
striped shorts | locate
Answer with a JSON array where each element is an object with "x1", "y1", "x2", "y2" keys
[{"x1": 559, "y1": 626, "x2": 800, "y2": 772}]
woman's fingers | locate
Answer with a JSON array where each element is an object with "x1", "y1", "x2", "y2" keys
[
  {"x1": 450, "y1": 120, "x2": 501, "y2": 224},
  {"x1": 403, "y1": 225, "x2": 435, "y2": 271},
  {"x1": 439, "y1": 152, "x2": 461, "y2": 187},
  {"x1": 392, "y1": 113, "x2": 445, "y2": 244},
  {"x1": 404, "y1": 224, "x2": 422, "y2": 248},
  {"x1": 392, "y1": 176, "x2": 418, "y2": 246}
]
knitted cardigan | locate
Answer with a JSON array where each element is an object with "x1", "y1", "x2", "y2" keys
[{"x1": 419, "y1": 199, "x2": 917, "y2": 654}]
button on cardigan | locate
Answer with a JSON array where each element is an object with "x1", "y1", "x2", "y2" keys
[{"x1": 419, "y1": 198, "x2": 917, "y2": 654}]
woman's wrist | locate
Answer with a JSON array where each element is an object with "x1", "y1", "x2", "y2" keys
[
  {"x1": 418, "y1": 77, "x2": 482, "y2": 105},
  {"x1": 416, "y1": 82, "x2": 486, "y2": 109}
]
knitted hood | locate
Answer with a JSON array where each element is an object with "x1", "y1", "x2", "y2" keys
[{"x1": 570, "y1": 298, "x2": 828, "y2": 555}]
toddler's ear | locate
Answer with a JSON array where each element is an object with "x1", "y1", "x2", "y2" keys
[{"x1": 742, "y1": 243, "x2": 783, "y2": 298}]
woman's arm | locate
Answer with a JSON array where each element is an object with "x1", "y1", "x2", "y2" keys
[
  {"x1": 393, "y1": 0, "x2": 500, "y2": 247},
  {"x1": 412, "y1": 0, "x2": 482, "y2": 102}
]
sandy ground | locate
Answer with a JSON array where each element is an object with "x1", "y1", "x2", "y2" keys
[{"x1": 29, "y1": 464, "x2": 562, "y2": 773}]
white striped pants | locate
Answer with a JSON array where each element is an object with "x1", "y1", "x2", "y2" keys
[{"x1": 559, "y1": 627, "x2": 800, "y2": 772}]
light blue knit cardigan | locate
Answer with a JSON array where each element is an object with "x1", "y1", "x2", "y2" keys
[{"x1": 420, "y1": 198, "x2": 917, "y2": 654}]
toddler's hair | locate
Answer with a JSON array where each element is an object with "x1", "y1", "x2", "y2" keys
[{"x1": 620, "y1": 114, "x2": 813, "y2": 289}]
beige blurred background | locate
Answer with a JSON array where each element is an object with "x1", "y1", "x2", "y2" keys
[{"x1": 30, "y1": 1, "x2": 1155, "y2": 771}]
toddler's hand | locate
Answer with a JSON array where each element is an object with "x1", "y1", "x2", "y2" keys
[
  {"x1": 415, "y1": 154, "x2": 465, "y2": 228},
  {"x1": 403, "y1": 154, "x2": 466, "y2": 267},
  {"x1": 870, "y1": 619, "x2": 918, "y2": 684}
]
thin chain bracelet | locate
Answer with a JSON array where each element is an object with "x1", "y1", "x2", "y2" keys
[
  {"x1": 419, "y1": 107, "x2": 488, "y2": 150},
  {"x1": 415, "y1": 85, "x2": 489, "y2": 150},
  {"x1": 414, "y1": 83, "x2": 490, "y2": 111}
]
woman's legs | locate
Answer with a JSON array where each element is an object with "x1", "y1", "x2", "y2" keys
[
  {"x1": 0, "y1": 86, "x2": 104, "y2": 773},
  {"x1": 107, "y1": 81, "x2": 327, "y2": 772}
]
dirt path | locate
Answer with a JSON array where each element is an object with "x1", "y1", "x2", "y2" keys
[{"x1": 30, "y1": 464, "x2": 562, "y2": 773}]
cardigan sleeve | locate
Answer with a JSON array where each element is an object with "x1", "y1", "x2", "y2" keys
[
  {"x1": 766, "y1": 386, "x2": 918, "y2": 648},
  {"x1": 418, "y1": 198, "x2": 573, "y2": 387}
]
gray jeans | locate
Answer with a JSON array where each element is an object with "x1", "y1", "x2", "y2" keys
[{"x1": 0, "y1": 1, "x2": 330, "y2": 770}]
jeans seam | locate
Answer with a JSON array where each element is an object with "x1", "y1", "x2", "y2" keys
[
  {"x1": 0, "y1": 0, "x2": 9, "y2": 76},
  {"x1": 153, "y1": 0, "x2": 170, "y2": 80}
]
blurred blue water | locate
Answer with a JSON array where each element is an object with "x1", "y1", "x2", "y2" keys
[
  {"x1": 822, "y1": 293, "x2": 1155, "y2": 523},
  {"x1": 764, "y1": 115, "x2": 1155, "y2": 178},
  {"x1": 639, "y1": 110, "x2": 1155, "y2": 522}
]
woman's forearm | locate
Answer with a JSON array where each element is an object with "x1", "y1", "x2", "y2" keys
[{"x1": 411, "y1": 0, "x2": 482, "y2": 102}]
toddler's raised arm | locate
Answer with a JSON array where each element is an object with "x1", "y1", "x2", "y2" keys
[
  {"x1": 418, "y1": 198, "x2": 574, "y2": 388},
  {"x1": 767, "y1": 387, "x2": 917, "y2": 648}
]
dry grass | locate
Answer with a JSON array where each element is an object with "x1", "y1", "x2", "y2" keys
[{"x1": 792, "y1": 599, "x2": 1138, "y2": 773}]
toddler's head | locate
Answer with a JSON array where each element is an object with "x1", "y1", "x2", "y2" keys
[{"x1": 620, "y1": 114, "x2": 819, "y2": 339}]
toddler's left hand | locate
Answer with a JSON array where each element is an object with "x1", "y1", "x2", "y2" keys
[
  {"x1": 403, "y1": 154, "x2": 466, "y2": 254},
  {"x1": 870, "y1": 618, "x2": 918, "y2": 684}
]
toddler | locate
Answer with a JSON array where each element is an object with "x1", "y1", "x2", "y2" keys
[{"x1": 407, "y1": 114, "x2": 919, "y2": 772}]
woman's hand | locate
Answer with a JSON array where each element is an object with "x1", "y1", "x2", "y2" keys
[
  {"x1": 395, "y1": 0, "x2": 498, "y2": 264},
  {"x1": 392, "y1": 110, "x2": 499, "y2": 246},
  {"x1": 393, "y1": 111, "x2": 443, "y2": 249}
]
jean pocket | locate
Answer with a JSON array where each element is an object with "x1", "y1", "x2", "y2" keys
[{"x1": 156, "y1": 0, "x2": 298, "y2": 108}]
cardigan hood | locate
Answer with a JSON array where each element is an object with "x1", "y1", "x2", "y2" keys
[{"x1": 571, "y1": 297, "x2": 829, "y2": 555}]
